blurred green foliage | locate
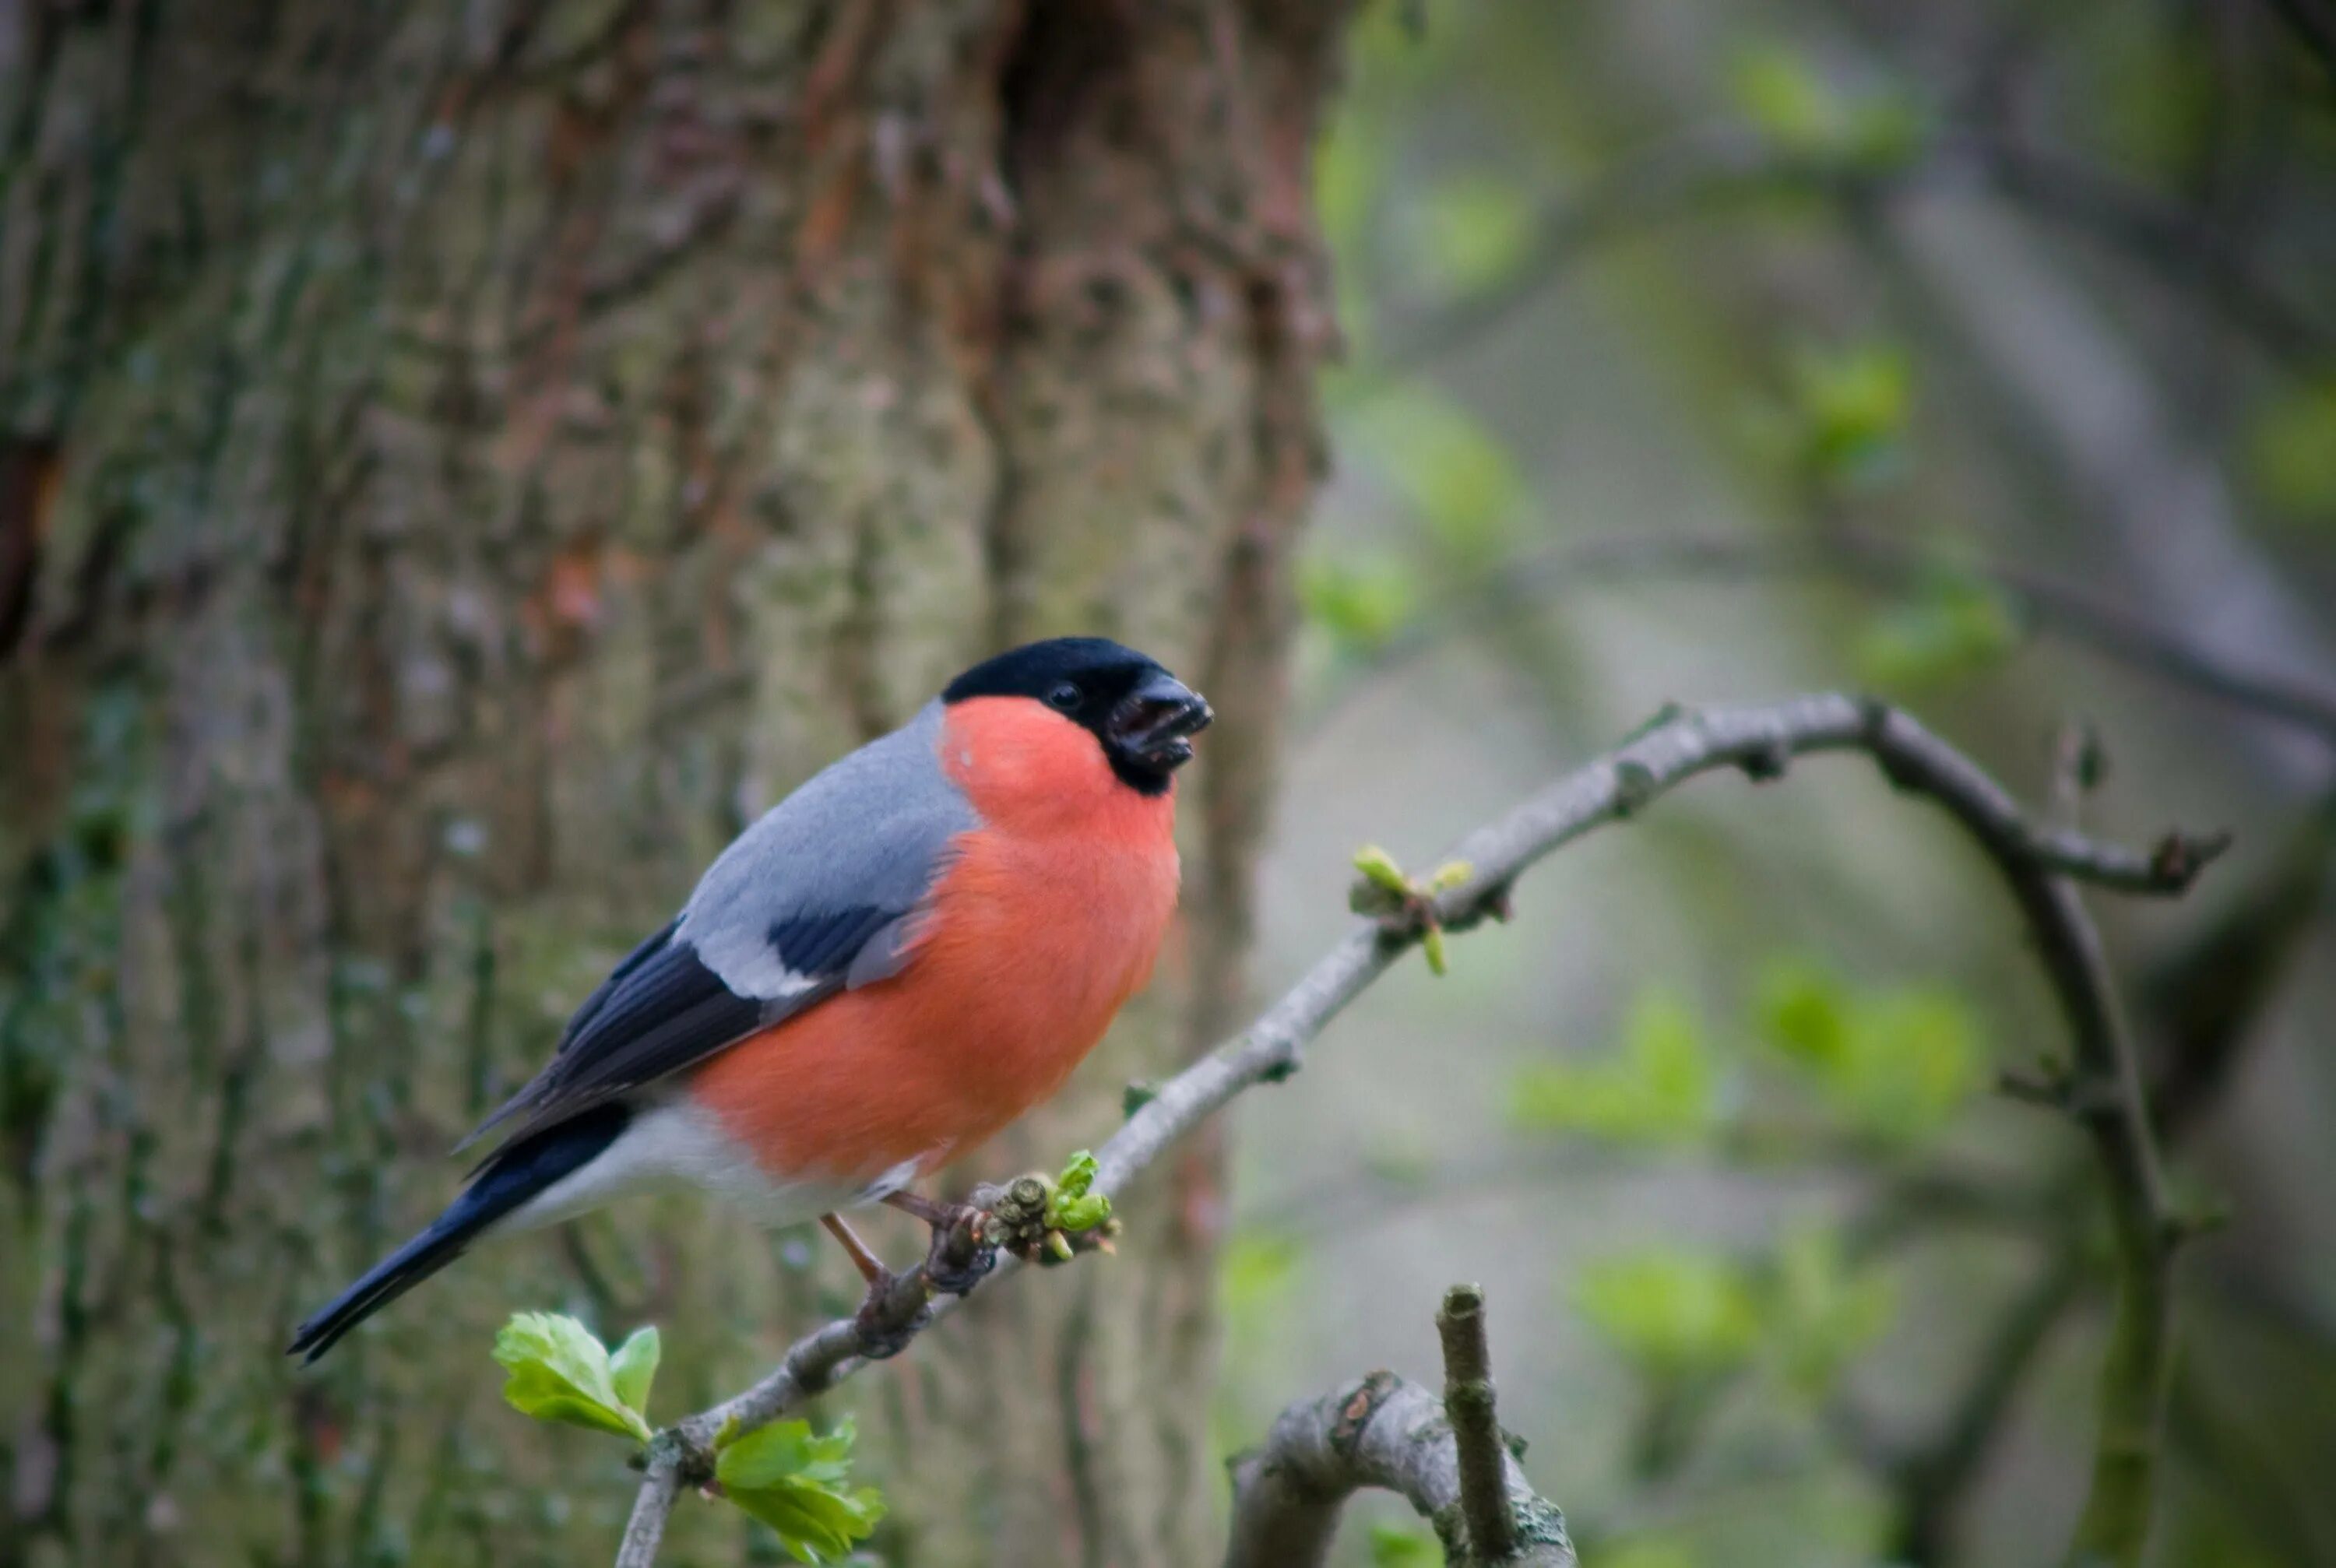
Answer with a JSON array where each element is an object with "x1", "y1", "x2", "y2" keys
[
  {"x1": 1404, "y1": 174, "x2": 1539, "y2": 298},
  {"x1": 1352, "y1": 388, "x2": 1526, "y2": 569},
  {"x1": 1754, "y1": 957, "x2": 1983, "y2": 1147},
  {"x1": 1301, "y1": 554, "x2": 1420, "y2": 654},
  {"x1": 2246, "y1": 376, "x2": 2336, "y2": 530},
  {"x1": 1576, "y1": 1249, "x2": 1763, "y2": 1382},
  {"x1": 1367, "y1": 1522, "x2": 1441, "y2": 1566},
  {"x1": 1508, "y1": 990, "x2": 1717, "y2": 1145},
  {"x1": 1726, "y1": 43, "x2": 1926, "y2": 171},
  {"x1": 1764, "y1": 340, "x2": 1915, "y2": 492},
  {"x1": 1851, "y1": 572, "x2": 2021, "y2": 694}
]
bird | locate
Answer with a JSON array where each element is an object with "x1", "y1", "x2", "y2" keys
[{"x1": 290, "y1": 636, "x2": 1212, "y2": 1362}]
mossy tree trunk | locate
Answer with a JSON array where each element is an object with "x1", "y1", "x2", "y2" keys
[{"x1": 0, "y1": 4, "x2": 1348, "y2": 1564}]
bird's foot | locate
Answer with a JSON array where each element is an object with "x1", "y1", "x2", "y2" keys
[{"x1": 884, "y1": 1190, "x2": 1000, "y2": 1296}]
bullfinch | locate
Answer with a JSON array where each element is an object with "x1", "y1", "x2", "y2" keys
[{"x1": 290, "y1": 637, "x2": 1212, "y2": 1362}]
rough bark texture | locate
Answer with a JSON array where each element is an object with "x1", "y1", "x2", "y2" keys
[{"x1": 0, "y1": 3, "x2": 1348, "y2": 1564}]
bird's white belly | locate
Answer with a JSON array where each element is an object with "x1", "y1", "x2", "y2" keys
[{"x1": 490, "y1": 1099, "x2": 888, "y2": 1236}]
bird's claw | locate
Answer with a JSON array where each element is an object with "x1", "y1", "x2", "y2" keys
[{"x1": 921, "y1": 1204, "x2": 1000, "y2": 1296}]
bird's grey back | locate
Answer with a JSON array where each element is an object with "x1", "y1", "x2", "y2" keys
[{"x1": 677, "y1": 700, "x2": 977, "y2": 1000}]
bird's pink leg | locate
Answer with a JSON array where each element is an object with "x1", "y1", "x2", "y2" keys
[{"x1": 820, "y1": 1212, "x2": 889, "y2": 1285}]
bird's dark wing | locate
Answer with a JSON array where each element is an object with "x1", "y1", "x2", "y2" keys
[{"x1": 461, "y1": 703, "x2": 975, "y2": 1152}]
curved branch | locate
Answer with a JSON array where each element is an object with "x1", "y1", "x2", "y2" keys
[
  {"x1": 1224, "y1": 1285, "x2": 1573, "y2": 1568},
  {"x1": 615, "y1": 694, "x2": 2214, "y2": 1565}
]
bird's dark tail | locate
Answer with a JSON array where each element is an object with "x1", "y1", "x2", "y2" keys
[{"x1": 287, "y1": 1102, "x2": 631, "y2": 1363}]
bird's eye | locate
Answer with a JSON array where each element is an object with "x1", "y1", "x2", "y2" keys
[{"x1": 1047, "y1": 680, "x2": 1082, "y2": 711}]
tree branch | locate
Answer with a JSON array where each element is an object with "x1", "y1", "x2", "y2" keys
[
  {"x1": 614, "y1": 694, "x2": 2215, "y2": 1564},
  {"x1": 1224, "y1": 1285, "x2": 1574, "y2": 1567}
]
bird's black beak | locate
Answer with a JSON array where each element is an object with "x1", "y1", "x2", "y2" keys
[{"x1": 1109, "y1": 672, "x2": 1212, "y2": 772}]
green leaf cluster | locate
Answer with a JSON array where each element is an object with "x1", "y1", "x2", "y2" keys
[
  {"x1": 492, "y1": 1313, "x2": 660, "y2": 1443},
  {"x1": 716, "y1": 1417, "x2": 887, "y2": 1565},
  {"x1": 1755, "y1": 958, "x2": 1983, "y2": 1145},
  {"x1": 1047, "y1": 1149, "x2": 1113, "y2": 1234},
  {"x1": 1508, "y1": 990, "x2": 1716, "y2": 1145}
]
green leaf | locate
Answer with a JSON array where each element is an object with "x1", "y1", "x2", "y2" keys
[
  {"x1": 492, "y1": 1312, "x2": 652, "y2": 1442},
  {"x1": 1576, "y1": 1249, "x2": 1761, "y2": 1381},
  {"x1": 608, "y1": 1326, "x2": 660, "y2": 1422},
  {"x1": 1509, "y1": 990, "x2": 1715, "y2": 1145},
  {"x1": 1352, "y1": 843, "x2": 1412, "y2": 895},
  {"x1": 1420, "y1": 923, "x2": 1449, "y2": 976},
  {"x1": 1369, "y1": 1522, "x2": 1442, "y2": 1566},
  {"x1": 1052, "y1": 1194, "x2": 1112, "y2": 1232},
  {"x1": 717, "y1": 1417, "x2": 887, "y2": 1565},
  {"x1": 1043, "y1": 1151, "x2": 1111, "y2": 1233}
]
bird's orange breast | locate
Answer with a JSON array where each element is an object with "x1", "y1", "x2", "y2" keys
[{"x1": 688, "y1": 698, "x2": 1180, "y2": 1184}]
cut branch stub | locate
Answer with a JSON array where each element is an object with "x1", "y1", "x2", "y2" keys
[
  {"x1": 1437, "y1": 1283, "x2": 1520, "y2": 1563},
  {"x1": 1223, "y1": 1284, "x2": 1574, "y2": 1568}
]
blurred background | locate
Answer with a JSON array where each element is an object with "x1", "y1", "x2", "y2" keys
[
  {"x1": 1235, "y1": 6, "x2": 2336, "y2": 1566},
  {"x1": 5, "y1": 2, "x2": 2334, "y2": 1566}
]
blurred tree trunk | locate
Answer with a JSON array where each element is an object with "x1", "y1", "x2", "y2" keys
[{"x1": 0, "y1": 4, "x2": 1347, "y2": 1565}]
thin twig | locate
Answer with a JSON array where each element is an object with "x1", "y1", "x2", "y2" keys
[
  {"x1": 1438, "y1": 1284, "x2": 1521, "y2": 1561},
  {"x1": 614, "y1": 694, "x2": 2212, "y2": 1564}
]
